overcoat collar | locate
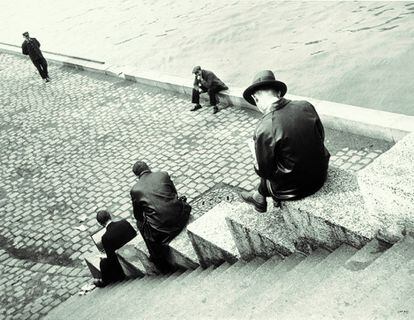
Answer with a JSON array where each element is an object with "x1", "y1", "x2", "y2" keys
[{"x1": 271, "y1": 97, "x2": 291, "y2": 111}]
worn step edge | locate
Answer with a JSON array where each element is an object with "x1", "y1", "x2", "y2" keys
[
  {"x1": 222, "y1": 253, "x2": 305, "y2": 319},
  {"x1": 271, "y1": 244, "x2": 358, "y2": 319},
  {"x1": 284, "y1": 236, "x2": 414, "y2": 319}
]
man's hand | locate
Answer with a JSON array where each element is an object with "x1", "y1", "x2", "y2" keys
[{"x1": 198, "y1": 88, "x2": 203, "y2": 93}]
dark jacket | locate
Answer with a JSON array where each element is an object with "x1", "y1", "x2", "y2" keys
[
  {"x1": 22, "y1": 38, "x2": 44, "y2": 61},
  {"x1": 102, "y1": 220, "x2": 137, "y2": 256},
  {"x1": 254, "y1": 98, "x2": 330, "y2": 200},
  {"x1": 194, "y1": 69, "x2": 228, "y2": 90},
  {"x1": 100, "y1": 219, "x2": 137, "y2": 284},
  {"x1": 130, "y1": 171, "x2": 190, "y2": 242}
]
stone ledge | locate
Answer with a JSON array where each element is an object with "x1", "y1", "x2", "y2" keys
[
  {"x1": 358, "y1": 132, "x2": 414, "y2": 239},
  {"x1": 187, "y1": 202, "x2": 240, "y2": 268},
  {"x1": 282, "y1": 167, "x2": 379, "y2": 250},
  {"x1": 116, "y1": 235, "x2": 160, "y2": 275},
  {"x1": 168, "y1": 218, "x2": 200, "y2": 270},
  {"x1": 1, "y1": 43, "x2": 412, "y2": 142},
  {"x1": 225, "y1": 202, "x2": 299, "y2": 260}
]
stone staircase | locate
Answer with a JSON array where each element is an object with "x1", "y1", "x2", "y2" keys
[
  {"x1": 45, "y1": 134, "x2": 414, "y2": 319},
  {"x1": 45, "y1": 236, "x2": 414, "y2": 320}
]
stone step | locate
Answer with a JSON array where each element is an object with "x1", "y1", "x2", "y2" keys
[
  {"x1": 47, "y1": 274, "x2": 151, "y2": 320},
  {"x1": 282, "y1": 167, "x2": 378, "y2": 250},
  {"x1": 249, "y1": 248, "x2": 330, "y2": 318},
  {"x1": 83, "y1": 253, "x2": 102, "y2": 279},
  {"x1": 168, "y1": 223, "x2": 200, "y2": 270},
  {"x1": 136, "y1": 268, "x2": 194, "y2": 319},
  {"x1": 172, "y1": 261, "x2": 248, "y2": 319},
  {"x1": 284, "y1": 235, "x2": 414, "y2": 319},
  {"x1": 222, "y1": 253, "x2": 305, "y2": 319},
  {"x1": 74, "y1": 281, "x2": 137, "y2": 320},
  {"x1": 87, "y1": 271, "x2": 185, "y2": 320},
  {"x1": 210, "y1": 254, "x2": 284, "y2": 317},
  {"x1": 187, "y1": 202, "x2": 240, "y2": 267},
  {"x1": 358, "y1": 132, "x2": 414, "y2": 240},
  {"x1": 139, "y1": 265, "x2": 218, "y2": 319},
  {"x1": 372, "y1": 289, "x2": 414, "y2": 320},
  {"x1": 117, "y1": 252, "x2": 146, "y2": 278},
  {"x1": 82, "y1": 274, "x2": 176, "y2": 320},
  {"x1": 70, "y1": 275, "x2": 151, "y2": 320},
  {"x1": 225, "y1": 202, "x2": 299, "y2": 259},
  {"x1": 184, "y1": 258, "x2": 265, "y2": 319},
  {"x1": 346, "y1": 258, "x2": 414, "y2": 319},
  {"x1": 157, "y1": 261, "x2": 245, "y2": 320},
  {"x1": 116, "y1": 234, "x2": 160, "y2": 275},
  {"x1": 188, "y1": 258, "x2": 267, "y2": 319},
  {"x1": 267, "y1": 244, "x2": 358, "y2": 319}
]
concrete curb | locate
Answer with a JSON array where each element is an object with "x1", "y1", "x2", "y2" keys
[{"x1": 2, "y1": 43, "x2": 413, "y2": 142}]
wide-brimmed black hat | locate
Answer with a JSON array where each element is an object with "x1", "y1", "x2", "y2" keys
[{"x1": 243, "y1": 70, "x2": 287, "y2": 106}]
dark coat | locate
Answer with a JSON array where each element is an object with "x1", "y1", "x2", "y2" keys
[
  {"x1": 22, "y1": 38, "x2": 44, "y2": 61},
  {"x1": 102, "y1": 220, "x2": 137, "y2": 256},
  {"x1": 100, "y1": 219, "x2": 137, "y2": 284},
  {"x1": 194, "y1": 69, "x2": 228, "y2": 90},
  {"x1": 130, "y1": 171, "x2": 189, "y2": 242},
  {"x1": 254, "y1": 98, "x2": 330, "y2": 200}
]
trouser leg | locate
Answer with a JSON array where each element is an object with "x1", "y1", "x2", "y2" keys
[
  {"x1": 99, "y1": 256, "x2": 125, "y2": 285},
  {"x1": 208, "y1": 88, "x2": 219, "y2": 106},
  {"x1": 137, "y1": 224, "x2": 175, "y2": 274},
  {"x1": 257, "y1": 178, "x2": 271, "y2": 197},
  {"x1": 145, "y1": 239, "x2": 173, "y2": 274},
  {"x1": 208, "y1": 85, "x2": 228, "y2": 106},
  {"x1": 192, "y1": 88, "x2": 200, "y2": 104},
  {"x1": 257, "y1": 178, "x2": 281, "y2": 207},
  {"x1": 32, "y1": 59, "x2": 46, "y2": 79},
  {"x1": 39, "y1": 57, "x2": 49, "y2": 78}
]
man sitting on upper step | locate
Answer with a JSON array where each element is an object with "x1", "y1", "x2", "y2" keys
[
  {"x1": 240, "y1": 70, "x2": 330, "y2": 212},
  {"x1": 130, "y1": 161, "x2": 191, "y2": 274},
  {"x1": 93, "y1": 210, "x2": 137, "y2": 287},
  {"x1": 190, "y1": 65, "x2": 228, "y2": 114}
]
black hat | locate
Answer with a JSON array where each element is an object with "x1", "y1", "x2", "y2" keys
[
  {"x1": 243, "y1": 70, "x2": 287, "y2": 106},
  {"x1": 22, "y1": 32, "x2": 29, "y2": 37}
]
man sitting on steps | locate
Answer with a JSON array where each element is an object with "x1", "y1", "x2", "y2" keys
[
  {"x1": 130, "y1": 161, "x2": 191, "y2": 274},
  {"x1": 93, "y1": 210, "x2": 137, "y2": 287},
  {"x1": 240, "y1": 70, "x2": 330, "y2": 212}
]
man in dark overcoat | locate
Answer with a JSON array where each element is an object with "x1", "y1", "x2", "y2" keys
[
  {"x1": 130, "y1": 161, "x2": 191, "y2": 273},
  {"x1": 21, "y1": 32, "x2": 50, "y2": 82},
  {"x1": 94, "y1": 210, "x2": 137, "y2": 287},
  {"x1": 191, "y1": 65, "x2": 228, "y2": 114},
  {"x1": 240, "y1": 70, "x2": 330, "y2": 212}
]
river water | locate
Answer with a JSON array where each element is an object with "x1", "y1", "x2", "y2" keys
[{"x1": 1, "y1": 1, "x2": 413, "y2": 114}]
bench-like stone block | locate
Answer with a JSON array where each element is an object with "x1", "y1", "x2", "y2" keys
[
  {"x1": 358, "y1": 132, "x2": 414, "y2": 238},
  {"x1": 116, "y1": 235, "x2": 160, "y2": 275},
  {"x1": 84, "y1": 254, "x2": 102, "y2": 279},
  {"x1": 283, "y1": 167, "x2": 379, "y2": 250},
  {"x1": 115, "y1": 242, "x2": 146, "y2": 278},
  {"x1": 168, "y1": 219, "x2": 200, "y2": 270},
  {"x1": 225, "y1": 202, "x2": 299, "y2": 260},
  {"x1": 187, "y1": 202, "x2": 240, "y2": 268}
]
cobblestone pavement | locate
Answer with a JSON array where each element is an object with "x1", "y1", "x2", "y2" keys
[{"x1": 0, "y1": 52, "x2": 393, "y2": 319}]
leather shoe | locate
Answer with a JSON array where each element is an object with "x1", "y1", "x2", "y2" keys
[
  {"x1": 212, "y1": 106, "x2": 219, "y2": 114},
  {"x1": 93, "y1": 279, "x2": 106, "y2": 288},
  {"x1": 240, "y1": 191, "x2": 267, "y2": 213},
  {"x1": 190, "y1": 104, "x2": 202, "y2": 111}
]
